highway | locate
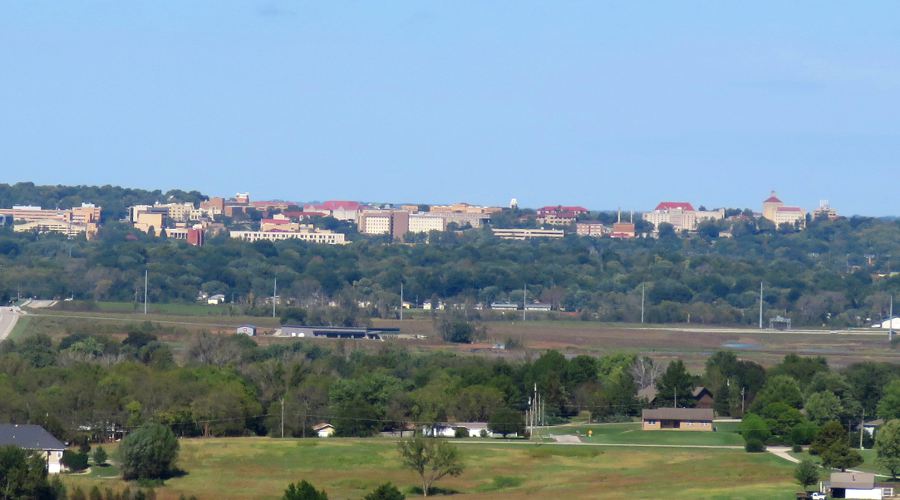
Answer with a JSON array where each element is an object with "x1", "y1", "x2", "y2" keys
[{"x1": 0, "y1": 307, "x2": 20, "y2": 341}]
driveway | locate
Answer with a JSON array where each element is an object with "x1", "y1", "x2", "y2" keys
[{"x1": 0, "y1": 307, "x2": 20, "y2": 341}]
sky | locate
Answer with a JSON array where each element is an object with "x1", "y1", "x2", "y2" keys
[{"x1": 1, "y1": 1, "x2": 899, "y2": 216}]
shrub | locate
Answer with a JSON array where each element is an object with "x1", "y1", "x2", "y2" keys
[
  {"x1": 62, "y1": 450, "x2": 89, "y2": 472},
  {"x1": 92, "y1": 446, "x2": 108, "y2": 466},
  {"x1": 454, "y1": 427, "x2": 469, "y2": 438},
  {"x1": 283, "y1": 480, "x2": 328, "y2": 500},
  {"x1": 120, "y1": 423, "x2": 179, "y2": 480},
  {"x1": 792, "y1": 444, "x2": 803, "y2": 453},
  {"x1": 364, "y1": 482, "x2": 404, "y2": 500},
  {"x1": 745, "y1": 438, "x2": 765, "y2": 452}
]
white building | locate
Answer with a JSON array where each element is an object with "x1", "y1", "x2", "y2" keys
[
  {"x1": 872, "y1": 317, "x2": 900, "y2": 329},
  {"x1": 0, "y1": 424, "x2": 66, "y2": 474},
  {"x1": 230, "y1": 229, "x2": 347, "y2": 245},
  {"x1": 236, "y1": 325, "x2": 257, "y2": 336},
  {"x1": 491, "y1": 228, "x2": 565, "y2": 240},
  {"x1": 643, "y1": 202, "x2": 724, "y2": 232},
  {"x1": 408, "y1": 213, "x2": 446, "y2": 233},
  {"x1": 312, "y1": 423, "x2": 335, "y2": 438},
  {"x1": 826, "y1": 472, "x2": 894, "y2": 499}
]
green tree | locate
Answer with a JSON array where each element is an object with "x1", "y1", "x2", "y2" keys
[
  {"x1": 752, "y1": 375, "x2": 803, "y2": 410},
  {"x1": 62, "y1": 450, "x2": 90, "y2": 472},
  {"x1": 655, "y1": 360, "x2": 694, "y2": 407},
  {"x1": 488, "y1": 407, "x2": 525, "y2": 438},
  {"x1": 0, "y1": 445, "x2": 59, "y2": 499},
  {"x1": 811, "y1": 420, "x2": 846, "y2": 456},
  {"x1": 282, "y1": 480, "x2": 328, "y2": 500},
  {"x1": 364, "y1": 483, "x2": 405, "y2": 500},
  {"x1": 821, "y1": 443, "x2": 863, "y2": 472},
  {"x1": 92, "y1": 446, "x2": 108, "y2": 466},
  {"x1": 794, "y1": 459, "x2": 820, "y2": 490},
  {"x1": 740, "y1": 413, "x2": 770, "y2": 444},
  {"x1": 119, "y1": 423, "x2": 180, "y2": 480},
  {"x1": 805, "y1": 391, "x2": 843, "y2": 425},
  {"x1": 875, "y1": 419, "x2": 900, "y2": 479},
  {"x1": 877, "y1": 380, "x2": 900, "y2": 420},
  {"x1": 397, "y1": 437, "x2": 464, "y2": 497}
]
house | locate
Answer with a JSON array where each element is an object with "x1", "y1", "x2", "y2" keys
[
  {"x1": 491, "y1": 302, "x2": 519, "y2": 311},
  {"x1": 278, "y1": 325, "x2": 399, "y2": 341},
  {"x1": 0, "y1": 424, "x2": 66, "y2": 473},
  {"x1": 423, "y1": 423, "x2": 458, "y2": 438},
  {"x1": 524, "y1": 303, "x2": 552, "y2": 312},
  {"x1": 422, "y1": 422, "x2": 505, "y2": 438},
  {"x1": 236, "y1": 325, "x2": 256, "y2": 336},
  {"x1": 825, "y1": 472, "x2": 895, "y2": 499},
  {"x1": 857, "y1": 419, "x2": 884, "y2": 438},
  {"x1": 691, "y1": 387, "x2": 714, "y2": 409},
  {"x1": 641, "y1": 408, "x2": 714, "y2": 431},
  {"x1": 312, "y1": 423, "x2": 335, "y2": 438},
  {"x1": 207, "y1": 294, "x2": 226, "y2": 305},
  {"x1": 872, "y1": 318, "x2": 900, "y2": 329}
]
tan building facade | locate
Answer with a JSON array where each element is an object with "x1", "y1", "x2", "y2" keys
[
  {"x1": 230, "y1": 229, "x2": 347, "y2": 245},
  {"x1": 641, "y1": 408, "x2": 713, "y2": 431}
]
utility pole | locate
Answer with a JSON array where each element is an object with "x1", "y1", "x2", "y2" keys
[
  {"x1": 889, "y1": 295, "x2": 894, "y2": 342},
  {"x1": 281, "y1": 396, "x2": 285, "y2": 439},
  {"x1": 741, "y1": 387, "x2": 746, "y2": 415},
  {"x1": 400, "y1": 282, "x2": 404, "y2": 321},
  {"x1": 272, "y1": 276, "x2": 277, "y2": 318},
  {"x1": 143, "y1": 270, "x2": 148, "y2": 315},
  {"x1": 758, "y1": 281, "x2": 764, "y2": 329},
  {"x1": 674, "y1": 388, "x2": 677, "y2": 408},
  {"x1": 522, "y1": 284, "x2": 527, "y2": 321},
  {"x1": 641, "y1": 283, "x2": 645, "y2": 324},
  {"x1": 859, "y1": 408, "x2": 865, "y2": 450}
]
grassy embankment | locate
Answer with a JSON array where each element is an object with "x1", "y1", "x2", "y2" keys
[{"x1": 63, "y1": 436, "x2": 798, "y2": 500}]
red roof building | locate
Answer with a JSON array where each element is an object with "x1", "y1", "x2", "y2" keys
[{"x1": 654, "y1": 201, "x2": 695, "y2": 211}]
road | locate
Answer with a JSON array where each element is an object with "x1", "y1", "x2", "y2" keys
[{"x1": 0, "y1": 307, "x2": 21, "y2": 341}]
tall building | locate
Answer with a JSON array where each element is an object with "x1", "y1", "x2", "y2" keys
[
  {"x1": 762, "y1": 191, "x2": 806, "y2": 227},
  {"x1": 358, "y1": 210, "x2": 408, "y2": 241},
  {"x1": 643, "y1": 202, "x2": 724, "y2": 232}
]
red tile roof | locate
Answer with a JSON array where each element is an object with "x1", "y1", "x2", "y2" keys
[
  {"x1": 764, "y1": 192, "x2": 782, "y2": 203},
  {"x1": 654, "y1": 202, "x2": 695, "y2": 211}
]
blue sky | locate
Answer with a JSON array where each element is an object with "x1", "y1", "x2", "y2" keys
[{"x1": 1, "y1": 1, "x2": 899, "y2": 215}]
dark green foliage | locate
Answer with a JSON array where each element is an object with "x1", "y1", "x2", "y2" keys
[
  {"x1": 0, "y1": 445, "x2": 60, "y2": 499},
  {"x1": 364, "y1": 483, "x2": 405, "y2": 500},
  {"x1": 794, "y1": 459, "x2": 820, "y2": 489},
  {"x1": 740, "y1": 413, "x2": 770, "y2": 443},
  {"x1": 282, "y1": 480, "x2": 328, "y2": 500},
  {"x1": 488, "y1": 407, "x2": 525, "y2": 438},
  {"x1": 655, "y1": 360, "x2": 694, "y2": 407},
  {"x1": 62, "y1": 450, "x2": 90, "y2": 471},
  {"x1": 92, "y1": 446, "x2": 108, "y2": 466},
  {"x1": 744, "y1": 438, "x2": 765, "y2": 452},
  {"x1": 120, "y1": 423, "x2": 180, "y2": 480}
]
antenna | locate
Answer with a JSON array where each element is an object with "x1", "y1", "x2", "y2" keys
[
  {"x1": 144, "y1": 270, "x2": 148, "y2": 315},
  {"x1": 522, "y1": 283, "x2": 527, "y2": 321},
  {"x1": 272, "y1": 276, "x2": 277, "y2": 318},
  {"x1": 617, "y1": 208, "x2": 621, "y2": 223},
  {"x1": 400, "y1": 282, "x2": 404, "y2": 321},
  {"x1": 758, "y1": 281, "x2": 764, "y2": 329},
  {"x1": 890, "y1": 295, "x2": 895, "y2": 342}
]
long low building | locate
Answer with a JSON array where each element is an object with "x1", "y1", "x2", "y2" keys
[
  {"x1": 491, "y1": 228, "x2": 565, "y2": 240},
  {"x1": 230, "y1": 229, "x2": 347, "y2": 245},
  {"x1": 641, "y1": 408, "x2": 714, "y2": 431},
  {"x1": 278, "y1": 325, "x2": 400, "y2": 340}
]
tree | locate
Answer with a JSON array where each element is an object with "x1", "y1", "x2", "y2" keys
[
  {"x1": 283, "y1": 480, "x2": 328, "y2": 500},
  {"x1": 488, "y1": 407, "x2": 525, "y2": 438},
  {"x1": 877, "y1": 380, "x2": 900, "y2": 420},
  {"x1": 397, "y1": 437, "x2": 464, "y2": 497},
  {"x1": 876, "y1": 419, "x2": 900, "y2": 479},
  {"x1": 752, "y1": 375, "x2": 803, "y2": 410},
  {"x1": 794, "y1": 459, "x2": 820, "y2": 490},
  {"x1": 436, "y1": 315, "x2": 483, "y2": 344},
  {"x1": 62, "y1": 450, "x2": 89, "y2": 471},
  {"x1": 364, "y1": 483, "x2": 405, "y2": 500},
  {"x1": 0, "y1": 445, "x2": 60, "y2": 499},
  {"x1": 740, "y1": 413, "x2": 770, "y2": 444},
  {"x1": 92, "y1": 446, "x2": 108, "y2": 466},
  {"x1": 655, "y1": 360, "x2": 694, "y2": 407},
  {"x1": 805, "y1": 391, "x2": 843, "y2": 425},
  {"x1": 811, "y1": 421, "x2": 845, "y2": 456},
  {"x1": 119, "y1": 423, "x2": 180, "y2": 480},
  {"x1": 814, "y1": 420, "x2": 862, "y2": 471}
]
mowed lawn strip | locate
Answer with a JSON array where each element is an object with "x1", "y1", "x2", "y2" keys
[
  {"x1": 62, "y1": 437, "x2": 798, "y2": 499},
  {"x1": 545, "y1": 422, "x2": 745, "y2": 446}
]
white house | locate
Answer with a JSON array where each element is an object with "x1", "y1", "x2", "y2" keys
[
  {"x1": 236, "y1": 325, "x2": 256, "y2": 336},
  {"x1": 826, "y1": 472, "x2": 895, "y2": 500},
  {"x1": 0, "y1": 424, "x2": 66, "y2": 474},
  {"x1": 207, "y1": 294, "x2": 226, "y2": 305},
  {"x1": 872, "y1": 317, "x2": 900, "y2": 329},
  {"x1": 312, "y1": 422, "x2": 335, "y2": 438}
]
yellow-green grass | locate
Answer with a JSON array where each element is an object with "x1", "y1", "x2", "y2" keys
[
  {"x1": 62, "y1": 437, "x2": 800, "y2": 499},
  {"x1": 544, "y1": 422, "x2": 745, "y2": 446}
]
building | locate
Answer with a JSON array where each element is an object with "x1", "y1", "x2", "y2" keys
[
  {"x1": 313, "y1": 423, "x2": 336, "y2": 438},
  {"x1": 429, "y1": 203, "x2": 501, "y2": 215},
  {"x1": 490, "y1": 302, "x2": 519, "y2": 311},
  {"x1": 576, "y1": 221, "x2": 607, "y2": 237},
  {"x1": 236, "y1": 325, "x2": 257, "y2": 336},
  {"x1": 491, "y1": 228, "x2": 565, "y2": 240},
  {"x1": 641, "y1": 408, "x2": 714, "y2": 431},
  {"x1": 0, "y1": 204, "x2": 103, "y2": 239},
  {"x1": 813, "y1": 200, "x2": 839, "y2": 220},
  {"x1": 611, "y1": 222, "x2": 636, "y2": 239},
  {"x1": 525, "y1": 303, "x2": 552, "y2": 311},
  {"x1": 166, "y1": 226, "x2": 204, "y2": 246},
  {"x1": 408, "y1": 213, "x2": 446, "y2": 233},
  {"x1": 762, "y1": 191, "x2": 806, "y2": 227},
  {"x1": 278, "y1": 325, "x2": 400, "y2": 341},
  {"x1": 0, "y1": 424, "x2": 66, "y2": 473},
  {"x1": 873, "y1": 317, "x2": 900, "y2": 329},
  {"x1": 691, "y1": 387, "x2": 714, "y2": 409},
  {"x1": 537, "y1": 206, "x2": 589, "y2": 218},
  {"x1": 207, "y1": 294, "x2": 226, "y2": 305},
  {"x1": 358, "y1": 210, "x2": 409, "y2": 240},
  {"x1": 230, "y1": 228, "x2": 347, "y2": 245},
  {"x1": 643, "y1": 202, "x2": 724, "y2": 233},
  {"x1": 825, "y1": 472, "x2": 894, "y2": 499},
  {"x1": 303, "y1": 201, "x2": 361, "y2": 222}
]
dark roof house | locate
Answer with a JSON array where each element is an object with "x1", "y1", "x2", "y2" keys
[{"x1": 0, "y1": 424, "x2": 65, "y2": 451}]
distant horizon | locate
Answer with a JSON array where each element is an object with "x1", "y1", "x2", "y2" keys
[{"x1": 2, "y1": 180, "x2": 895, "y2": 218}]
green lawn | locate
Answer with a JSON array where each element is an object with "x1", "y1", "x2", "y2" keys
[
  {"x1": 544, "y1": 422, "x2": 745, "y2": 446},
  {"x1": 62, "y1": 436, "x2": 799, "y2": 500},
  {"x1": 789, "y1": 448, "x2": 899, "y2": 478}
]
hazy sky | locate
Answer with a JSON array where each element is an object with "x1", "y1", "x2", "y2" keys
[{"x1": 2, "y1": 2, "x2": 899, "y2": 215}]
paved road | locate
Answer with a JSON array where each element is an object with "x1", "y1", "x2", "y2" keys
[{"x1": 0, "y1": 307, "x2": 20, "y2": 341}]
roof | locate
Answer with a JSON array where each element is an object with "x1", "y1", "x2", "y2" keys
[
  {"x1": 654, "y1": 202, "x2": 695, "y2": 211},
  {"x1": 830, "y1": 472, "x2": 875, "y2": 489},
  {"x1": 0, "y1": 424, "x2": 65, "y2": 450},
  {"x1": 312, "y1": 423, "x2": 334, "y2": 431},
  {"x1": 691, "y1": 386, "x2": 712, "y2": 398},
  {"x1": 641, "y1": 408, "x2": 714, "y2": 421}
]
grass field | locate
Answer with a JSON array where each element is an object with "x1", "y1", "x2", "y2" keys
[
  {"x1": 544, "y1": 422, "x2": 744, "y2": 446},
  {"x1": 788, "y1": 448, "x2": 894, "y2": 477},
  {"x1": 62, "y1": 437, "x2": 800, "y2": 499}
]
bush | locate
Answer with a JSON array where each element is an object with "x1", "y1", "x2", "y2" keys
[
  {"x1": 62, "y1": 450, "x2": 89, "y2": 472},
  {"x1": 364, "y1": 482, "x2": 405, "y2": 500},
  {"x1": 745, "y1": 438, "x2": 765, "y2": 452},
  {"x1": 283, "y1": 480, "x2": 328, "y2": 500},
  {"x1": 792, "y1": 444, "x2": 803, "y2": 453},
  {"x1": 92, "y1": 446, "x2": 108, "y2": 466},
  {"x1": 454, "y1": 427, "x2": 469, "y2": 438},
  {"x1": 120, "y1": 423, "x2": 179, "y2": 480}
]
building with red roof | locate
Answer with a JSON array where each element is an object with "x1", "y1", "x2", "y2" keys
[
  {"x1": 643, "y1": 201, "x2": 723, "y2": 233},
  {"x1": 762, "y1": 191, "x2": 806, "y2": 227}
]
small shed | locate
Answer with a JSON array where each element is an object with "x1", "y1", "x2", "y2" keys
[
  {"x1": 312, "y1": 423, "x2": 335, "y2": 438},
  {"x1": 207, "y1": 294, "x2": 226, "y2": 305},
  {"x1": 826, "y1": 472, "x2": 894, "y2": 499},
  {"x1": 236, "y1": 324, "x2": 257, "y2": 336},
  {"x1": 769, "y1": 315, "x2": 792, "y2": 330},
  {"x1": 641, "y1": 408, "x2": 714, "y2": 432}
]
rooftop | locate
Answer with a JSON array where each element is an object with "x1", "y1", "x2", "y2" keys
[
  {"x1": 654, "y1": 201, "x2": 695, "y2": 211},
  {"x1": 0, "y1": 424, "x2": 65, "y2": 451},
  {"x1": 830, "y1": 472, "x2": 875, "y2": 489},
  {"x1": 641, "y1": 408, "x2": 714, "y2": 421}
]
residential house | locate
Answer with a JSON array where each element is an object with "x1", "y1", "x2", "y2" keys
[
  {"x1": 312, "y1": 423, "x2": 335, "y2": 438},
  {"x1": 691, "y1": 387, "x2": 714, "y2": 409},
  {"x1": 207, "y1": 294, "x2": 226, "y2": 305},
  {"x1": 641, "y1": 408, "x2": 714, "y2": 431},
  {"x1": 825, "y1": 472, "x2": 894, "y2": 499},
  {"x1": 0, "y1": 424, "x2": 66, "y2": 473}
]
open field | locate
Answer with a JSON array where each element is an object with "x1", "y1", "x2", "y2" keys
[
  {"x1": 788, "y1": 448, "x2": 893, "y2": 477},
  {"x1": 543, "y1": 422, "x2": 744, "y2": 446},
  {"x1": 63, "y1": 437, "x2": 800, "y2": 499}
]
